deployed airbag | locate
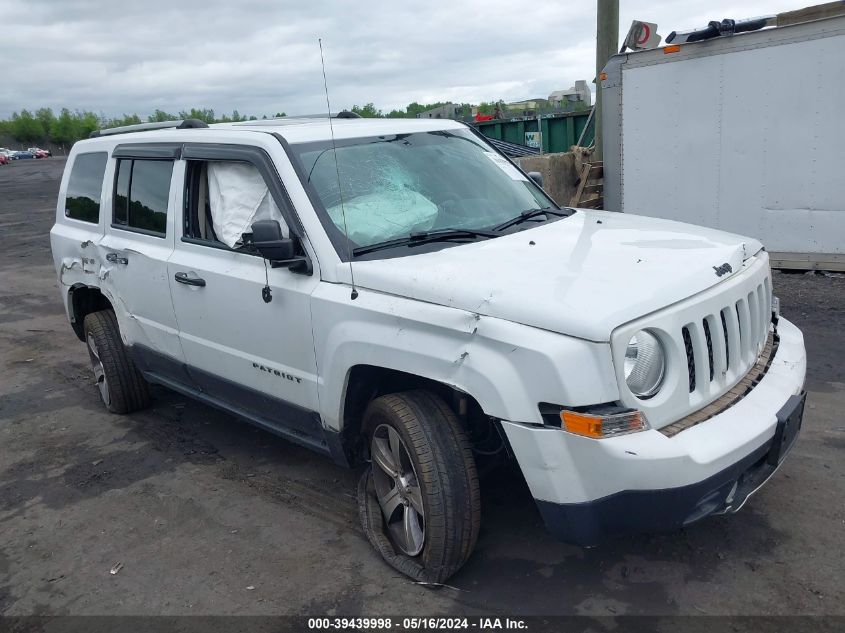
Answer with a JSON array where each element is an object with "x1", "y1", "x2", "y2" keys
[
  {"x1": 207, "y1": 162, "x2": 288, "y2": 248},
  {"x1": 326, "y1": 189, "x2": 438, "y2": 246}
]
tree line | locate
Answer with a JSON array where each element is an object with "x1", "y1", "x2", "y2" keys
[
  {"x1": 0, "y1": 100, "x2": 515, "y2": 147},
  {"x1": 0, "y1": 107, "x2": 288, "y2": 146},
  {"x1": 348, "y1": 99, "x2": 587, "y2": 119},
  {"x1": 349, "y1": 101, "x2": 506, "y2": 119}
]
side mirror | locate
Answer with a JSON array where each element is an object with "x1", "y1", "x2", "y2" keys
[
  {"x1": 247, "y1": 220, "x2": 313, "y2": 275},
  {"x1": 251, "y1": 220, "x2": 295, "y2": 261},
  {"x1": 528, "y1": 171, "x2": 543, "y2": 188}
]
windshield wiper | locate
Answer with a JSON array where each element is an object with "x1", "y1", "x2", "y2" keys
[
  {"x1": 352, "y1": 228, "x2": 497, "y2": 256},
  {"x1": 492, "y1": 207, "x2": 571, "y2": 232}
]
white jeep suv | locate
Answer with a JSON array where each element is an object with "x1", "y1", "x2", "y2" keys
[{"x1": 50, "y1": 116, "x2": 806, "y2": 582}]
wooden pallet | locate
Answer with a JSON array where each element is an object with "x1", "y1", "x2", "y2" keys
[{"x1": 570, "y1": 161, "x2": 603, "y2": 209}]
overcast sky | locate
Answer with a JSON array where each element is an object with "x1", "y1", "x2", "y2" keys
[{"x1": 0, "y1": 0, "x2": 813, "y2": 119}]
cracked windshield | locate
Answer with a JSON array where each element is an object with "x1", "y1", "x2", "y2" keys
[{"x1": 293, "y1": 129, "x2": 552, "y2": 249}]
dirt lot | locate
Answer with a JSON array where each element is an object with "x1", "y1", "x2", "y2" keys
[{"x1": 0, "y1": 158, "x2": 843, "y2": 619}]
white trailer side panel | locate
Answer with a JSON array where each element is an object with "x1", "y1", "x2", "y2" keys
[{"x1": 609, "y1": 17, "x2": 845, "y2": 269}]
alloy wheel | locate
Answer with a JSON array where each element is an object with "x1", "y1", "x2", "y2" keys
[
  {"x1": 370, "y1": 424, "x2": 426, "y2": 556},
  {"x1": 86, "y1": 333, "x2": 111, "y2": 406}
]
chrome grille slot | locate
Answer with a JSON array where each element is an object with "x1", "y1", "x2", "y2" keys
[
  {"x1": 736, "y1": 298, "x2": 752, "y2": 364},
  {"x1": 703, "y1": 318, "x2": 714, "y2": 382},
  {"x1": 706, "y1": 313, "x2": 727, "y2": 378},
  {"x1": 682, "y1": 327, "x2": 695, "y2": 392},
  {"x1": 757, "y1": 283, "x2": 769, "y2": 353},
  {"x1": 719, "y1": 311, "x2": 730, "y2": 369},
  {"x1": 722, "y1": 306, "x2": 740, "y2": 371},
  {"x1": 683, "y1": 320, "x2": 713, "y2": 394},
  {"x1": 748, "y1": 290, "x2": 760, "y2": 354},
  {"x1": 763, "y1": 277, "x2": 771, "y2": 321}
]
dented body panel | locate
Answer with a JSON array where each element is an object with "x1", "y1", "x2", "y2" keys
[
  {"x1": 51, "y1": 152, "x2": 105, "y2": 317},
  {"x1": 310, "y1": 282, "x2": 619, "y2": 430}
]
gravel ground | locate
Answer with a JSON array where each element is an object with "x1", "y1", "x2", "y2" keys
[{"x1": 0, "y1": 157, "x2": 843, "y2": 619}]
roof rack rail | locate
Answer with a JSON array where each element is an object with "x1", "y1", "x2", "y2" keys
[
  {"x1": 230, "y1": 111, "x2": 363, "y2": 123},
  {"x1": 90, "y1": 118, "x2": 209, "y2": 138}
]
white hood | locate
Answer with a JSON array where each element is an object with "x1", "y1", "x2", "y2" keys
[{"x1": 345, "y1": 210, "x2": 763, "y2": 342}]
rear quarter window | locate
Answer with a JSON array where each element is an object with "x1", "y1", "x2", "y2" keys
[{"x1": 64, "y1": 152, "x2": 108, "y2": 223}]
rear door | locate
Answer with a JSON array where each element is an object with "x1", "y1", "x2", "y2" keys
[
  {"x1": 166, "y1": 143, "x2": 323, "y2": 442},
  {"x1": 98, "y1": 143, "x2": 188, "y2": 380}
]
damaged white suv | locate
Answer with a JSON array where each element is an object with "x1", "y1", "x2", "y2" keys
[{"x1": 51, "y1": 116, "x2": 806, "y2": 582}]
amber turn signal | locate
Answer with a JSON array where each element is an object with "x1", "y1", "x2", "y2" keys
[{"x1": 560, "y1": 409, "x2": 647, "y2": 439}]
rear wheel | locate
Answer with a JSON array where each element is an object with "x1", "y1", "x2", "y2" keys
[
  {"x1": 83, "y1": 310, "x2": 150, "y2": 414},
  {"x1": 360, "y1": 390, "x2": 481, "y2": 583}
]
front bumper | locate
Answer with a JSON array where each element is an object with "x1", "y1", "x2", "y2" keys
[{"x1": 500, "y1": 316, "x2": 806, "y2": 546}]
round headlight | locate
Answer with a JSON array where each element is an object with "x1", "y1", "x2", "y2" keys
[{"x1": 624, "y1": 330, "x2": 666, "y2": 398}]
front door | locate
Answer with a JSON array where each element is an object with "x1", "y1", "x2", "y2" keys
[{"x1": 166, "y1": 146, "x2": 322, "y2": 441}]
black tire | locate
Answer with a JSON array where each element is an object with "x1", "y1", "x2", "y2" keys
[
  {"x1": 361, "y1": 390, "x2": 481, "y2": 583},
  {"x1": 82, "y1": 310, "x2": 150, "y2": 414}
]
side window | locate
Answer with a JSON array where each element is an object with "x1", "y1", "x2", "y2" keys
[
  {"x1": 113, "y1": 159, "x2": 131, "y2": 226},
  {"x1": 184, "y1": 160, "x2": 289, "y2": 249},
  {"x1": 65, "y1": 152, "x2": 108, "y2": 223},
  {"x1": 112, "y1": 159, "x2": 174, "y2": 236}
]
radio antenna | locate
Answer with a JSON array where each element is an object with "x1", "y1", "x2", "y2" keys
[{"x1": 319, "y1": 38, "x2": 358, "y2": 300}]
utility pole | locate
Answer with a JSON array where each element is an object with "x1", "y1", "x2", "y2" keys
[{"x1": 593, "y1": 0, "x2": 619, "y2": 161}]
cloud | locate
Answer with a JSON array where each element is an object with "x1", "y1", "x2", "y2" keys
[{"x1": 0, "y1": 0, "x2": 812, "y2": 118}]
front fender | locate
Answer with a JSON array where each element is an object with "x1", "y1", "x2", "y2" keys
[{"x1": 310, "y1": 284, "x2": 619, "y2": 431}]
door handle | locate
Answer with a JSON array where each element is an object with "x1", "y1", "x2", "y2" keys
[
  {"x1": 106, "y1": 253, "x2": 128, "y2": 265},
  {"x1": 174, "y1": 272, "x2": 206, "y2": 287}
]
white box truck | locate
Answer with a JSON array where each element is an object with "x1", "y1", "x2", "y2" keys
[{"x1": 600, "y1": 12, "x2": 845, "y2": 270}]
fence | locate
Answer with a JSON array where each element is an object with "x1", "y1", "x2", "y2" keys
[{"x1": 473, "y1": 110, "x2": 594, "y2": 154}]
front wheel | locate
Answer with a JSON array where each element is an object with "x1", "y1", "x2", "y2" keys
[{"x1": 359, "y1": 390, "x2": 481, "y2": 583}]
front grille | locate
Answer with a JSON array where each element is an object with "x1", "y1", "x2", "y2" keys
[
  {"x1": 613, "y1": 256, "x2": 774, "y2": 430},
  {"x1": 662, "y1": 330, "x2": 777, "y2": 437},
  {"x1": 681, "y1": 278, "x2": 771, "y2": 395}
]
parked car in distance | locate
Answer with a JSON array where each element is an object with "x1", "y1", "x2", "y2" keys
[
  {"x1": 4, "y1": 149, "x2": 34, "y2": 160},
  {"x1": 50, "y1": 117, "x2": 806, "y2": 583},
  {"x1": 28, "y1": 147, "x2": 51, "y2": 158},
  {"x1": 0, "y1": 153, "x2": 9, "y2": 166}
]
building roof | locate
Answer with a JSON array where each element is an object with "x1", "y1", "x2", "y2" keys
[{"x1": 485, "y1": 137, "x2": 540, "y2": 157}]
